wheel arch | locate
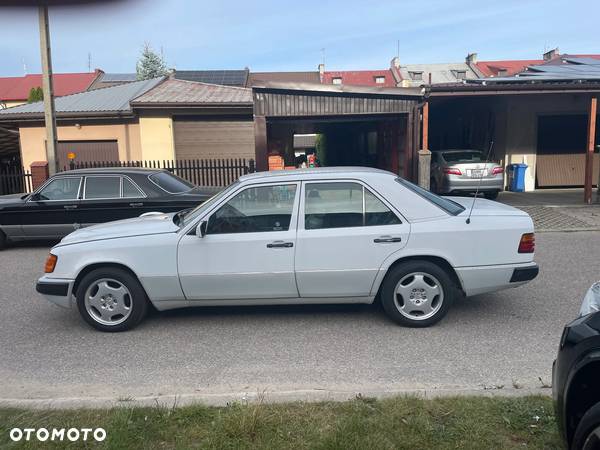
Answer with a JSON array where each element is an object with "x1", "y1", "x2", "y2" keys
[
  {"x1": 73, "y1": 262, "x2": 145, "y2": 297},
  {"x1": 374, "y1": 254, "x2": 464, "y2": 298},
  {"x1": 565, "y1": 359, "x2": 600, "y2": 444}
]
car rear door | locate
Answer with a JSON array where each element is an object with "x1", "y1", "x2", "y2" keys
[
  {"x1": 177, "y1": 182, "x2": 300, "y2": 300},
  {"x1": 21, "y1": 175, "x2": 82, "y2": 238},
  {"x1": 295, "y1": 180, "x2": 410, "y2": 298}
]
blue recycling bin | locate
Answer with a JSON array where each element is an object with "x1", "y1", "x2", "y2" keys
[{"x1": 508, "y1": 163, "x2": 528, "y2": 192}]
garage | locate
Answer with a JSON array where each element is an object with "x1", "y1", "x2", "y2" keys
[
  {"x1": 57, "y1": 140, "x2": 118, "y2": 169},
  {"x1": 173, "y1": 118, "x2": 255, "y2": 160}
]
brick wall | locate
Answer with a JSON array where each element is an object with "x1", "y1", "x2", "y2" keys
[{"x1": 30, "y1": 161, "x2": 49, "y2": 190}]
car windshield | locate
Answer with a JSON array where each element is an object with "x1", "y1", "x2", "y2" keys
[
  {"x1": 395, "y1": 178, "x2": 465, "y2": 216},
  {"x1": 442, "y1": 151, "x2": 485, "y2": 163},
  {"x1": 148, "y1": 172, "x2": 194, "y2": 193},
  {"x1": 179, "y1": 181, "x2": 241, "y2": 227}
]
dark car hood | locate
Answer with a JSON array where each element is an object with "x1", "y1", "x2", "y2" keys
[
  {"x1": 0, "y1": 193, "x2": 26, "y2": 208},
  {"x1": 178, "y1": 186, "x2": 221, "y2": 199}
]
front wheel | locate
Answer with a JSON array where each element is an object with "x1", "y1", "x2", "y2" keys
[
  {"x1": 76, "y1": 267, "x2": 148, "y2": 332},
  {"x1": 573, "y1": 402, "x2": 600, "y2": 450},
  {"x1": 380, "y1": 260, "x2": 455, "y2": 327},
  {"x1": 483, "y1": 191, "x2": 499, "y2": 200}
]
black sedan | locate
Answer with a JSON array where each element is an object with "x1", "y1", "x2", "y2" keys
[
  {"x1": 554, "y1": 283, "x2": 600, "y2": 450},
  {"x1": 0, "y1": 167, "x2": 215, "y2": 249}
]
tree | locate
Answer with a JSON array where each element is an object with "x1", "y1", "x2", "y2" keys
[
  {"x1": 27, "y1": 86, "x2": 43, "y2": 103},
  {"x1": 136, "y1": 42, "x2": 168, "y2": 80}
]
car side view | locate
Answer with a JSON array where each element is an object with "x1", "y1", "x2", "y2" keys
[
  {"x1": 430, "y1": 149, "x2": 504, "y2": 199},
  {"x1": 554, "y1": 282, "x2": 600, "y2": 450},
  {"x1": 36, "y1": 167, "x2": 538, "y2": 332}
]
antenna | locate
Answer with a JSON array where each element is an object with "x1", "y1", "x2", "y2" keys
[
  {"x1": 397, "y1": 40, "x2": 400, "y2": 59},
  {"x1": 22, "y1": 58, "x2": 27, "y2": 75},
  {"x1": 466, "y1": 140, "x2": 494, "y2": 224},
  {"x1": 320, "y1": 48, "x2": 325, "y2": 65},
  {"x1": 87, "y1": 52, "x2": 91, "y2": 72}
]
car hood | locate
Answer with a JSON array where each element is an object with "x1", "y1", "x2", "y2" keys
[
  {"x1": 447, "y1": 196, "x2": 529, "y2": 216},
  {"x1": 59, "y1": 212, "x2": 180, "y2": 246}
]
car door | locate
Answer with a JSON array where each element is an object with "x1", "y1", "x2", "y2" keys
[
  {"x1": 21, "y1": 175, "x2": 82, "y2": 238},
  {"x1": 76, "y1": 175, "x2": 146, "y2": 227},
  {"x1": 295, "y1": 180, "x2": 410, "y2": 298},
  {"x1": 177, "y1": 182, "x2": 300, "y2": 300}
]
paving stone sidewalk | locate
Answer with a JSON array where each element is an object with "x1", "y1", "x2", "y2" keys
[{"x1": 518, "y1": 206, "x2": 600, "y2": 232}]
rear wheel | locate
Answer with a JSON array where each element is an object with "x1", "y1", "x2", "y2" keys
[
  {"x1": 0, "y1": 230, "x2": 5, "y2": 250},
  {"x1": 430, "y1": 178, "x2": 438, "y2": 194},
  {"x1": 380, "y1": 260, "x2": 455, "y2": 327},
  {"x1": 76, "y1": 267, "x2": 148, "y2": 332},
  {"x1": 573, "y1": 402, "x2": 600, "y2": 450},
  {"x1": 483, "y1": 191, "x2": 499, "y2": 200}
]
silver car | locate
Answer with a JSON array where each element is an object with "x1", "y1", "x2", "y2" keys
[{"x1": 430, "y1": 149, "x2": 504, "y2": 200}]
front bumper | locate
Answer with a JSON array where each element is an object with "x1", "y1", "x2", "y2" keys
[{"x1": 36, "y1": 276, "x2": 75, "y2": 308}]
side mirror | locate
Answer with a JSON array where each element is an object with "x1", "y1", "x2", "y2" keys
[
  {"x1": 29, "y1": 193, "x2": 41, "y2": 202},
  {"x1": 196, "y1": 220, "x2": 207, "y2": 238}
]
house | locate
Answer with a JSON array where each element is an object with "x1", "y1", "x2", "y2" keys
[
  {"x1": 0, "y1": 70, "x2": 102, "y2": 109},
  {"x1": 320, "y1": 66, "x2": 397, "y2": 87},
  {"x1": 87, "y1": 72, "x2": 138, "y2": 90}
]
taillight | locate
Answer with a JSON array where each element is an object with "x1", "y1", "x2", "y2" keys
[
  {"x1": 491, "y1": 167, "x2": 504, "y2": 175},
  {"x1": 518, "y1": 233, "x2": 535, "y2": 253},
  {"x1": 44, "y1": 254, "x2": 57, "y2": 273},
  {"x1": 443, "y1": 168, "x2": 462, "y2": 175}
]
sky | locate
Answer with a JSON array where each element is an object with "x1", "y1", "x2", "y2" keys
[{"x1": 0, "y1": 0, "x2": 599, "y2": 76}]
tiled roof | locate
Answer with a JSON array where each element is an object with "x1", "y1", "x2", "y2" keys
[
  {"x1": 476, "y1": 60, "x2": 544, "y2": 77},
  {"x1": 247, "y1": 71, "x2": 320, "y2": 86},
  {"x1": 399, "y1": 63, "x2": 479, "y2": 85},
  {"x1": 321, "y1": 70, "x2": 396, "y2": 87},
  {"x1": 0, "y1": 71, "x2": 101, "y2": 101},
  {"x1": 0, "y1": 77, "x2": 163, "y2": 119},
  {"x1": 132, "y1": 78, "x2": 252, "y2": 105}
]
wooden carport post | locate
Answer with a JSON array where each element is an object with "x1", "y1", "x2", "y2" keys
[{"x1": 584, "y1": 96, "x2": 597, "y2": 204}]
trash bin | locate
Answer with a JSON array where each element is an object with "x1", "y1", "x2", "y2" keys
[{"x1": 508, "y1": 163, "x2": 528, "y2": 192}]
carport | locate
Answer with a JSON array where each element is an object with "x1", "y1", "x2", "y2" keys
[{"x1": 252, "y1": 83, "x2": 423, "y2": 179}]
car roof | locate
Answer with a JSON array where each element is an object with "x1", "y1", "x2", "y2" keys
[
  {"x1": 56, "y1": 167, "x2": 166, "y2": 176},
  {"x1": 239, "y1": 166, "x2": 394, "y2": 182}
]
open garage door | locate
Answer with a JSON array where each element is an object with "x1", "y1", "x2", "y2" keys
[
  {"x1": 537, "y1": 115, "x2": 599, "y2": 187},
  {"x1": 173, "y1": 118, "x2": 255, "y2": 160}
]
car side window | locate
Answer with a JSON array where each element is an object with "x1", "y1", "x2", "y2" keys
[
  {"x1": 206, "y1": 184, "x2": 297, "y2": 234},
  {"x1": 122, "y1": 177, "x2": 144, "y2": 198},
  {"x1": 84, "y1": 176, "x2": 121, "y2": 200},
  {"x1": 305, "y1": 182, "x2": 400, "y2": 230},
  {"x1": 36, "y1": 177, "x2": 81, "y2": 201}
]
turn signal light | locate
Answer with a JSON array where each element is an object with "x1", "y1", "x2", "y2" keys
[
  {"x1": 518, "y1": 233, "x2": 535, "y2": 253},
  {"x1": 44, "y1": 254, "x2": 58, "y2": 273},
  {"x1": 443, "y1": 168, "x2": 462, "y2": 175},
  {"x1": 491, "y1": 167, "x2": 504, "y2": 175}
]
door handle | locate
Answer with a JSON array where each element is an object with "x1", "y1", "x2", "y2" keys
[
  {"x1": 129, "y1": 202, "x2": 144, "y2": 207},
  {"x1": 267, "y1": 241, "x2": 294, "y2": 248},
  {"x1": 374, "y1": 236, "x2": 402, "y2": 243},
  {"x1": 63, "y1": 205, "x2": 78, "y2": 210}
]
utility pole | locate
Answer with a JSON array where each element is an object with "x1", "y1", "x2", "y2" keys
[{"x1": 38, "y1": 4, "x2": 58, "y2": 175}]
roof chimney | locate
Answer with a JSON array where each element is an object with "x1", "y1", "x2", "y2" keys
[
  {"x1": 466, "y1": 52, "x2": 478, "y2": 64},
  {"x1": 391, "y1": 56, "x2": 400, "y2": 68},
  {"x1": 543, "y1": 47, "x2": 559, "y2": 61}
]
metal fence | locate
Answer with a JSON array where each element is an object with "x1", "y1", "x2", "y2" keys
[
  {"x1": 0, "y1": 166, "x2": 33, "y2": 196},
  {"x1": 61, "y1": 158, "x2": 256, "y2": 187}
]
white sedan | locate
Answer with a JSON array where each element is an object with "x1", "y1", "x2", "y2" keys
[{"x1": 36, "y1": 167, "x2": 538, "y2": 332}]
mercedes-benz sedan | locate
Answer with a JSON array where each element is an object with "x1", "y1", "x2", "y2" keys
[{"x1": 36, "y1": 167, "x2": 538, "y2": 332}]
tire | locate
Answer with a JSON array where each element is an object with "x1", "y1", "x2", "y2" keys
[
  {"x1": 430, "y1": 178, "x2": 438, "y2": 194},
  {"x1": 483, "y1": 191, "x2": 499, "y2": 200},
  {"x1": 572, "y1": 402, "x2": 600, "y2": 450},
  {"x1": 0, "y1": 230, "x2": 6, "y2": 250},
  {"x1": 75, "y1": 267, "x2": 148, "y2": 332},
  {"x1": 380, "y1": 260, "x2": 455, "y2": 327}
]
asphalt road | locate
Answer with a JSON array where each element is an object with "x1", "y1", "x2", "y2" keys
[{"x1": 0, "y1": 232, "x2": 599, "y2": 406}]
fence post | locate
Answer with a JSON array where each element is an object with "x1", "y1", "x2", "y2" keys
[
  {"x1": 417, "y1": 149, "x2": 431, "y2": 190},
  {"x1": 30, "y1": 161, "x2": 49, "y2": 190},
  {"x1": 248, "y1": 159, "x2": 256, "y2": 174}
]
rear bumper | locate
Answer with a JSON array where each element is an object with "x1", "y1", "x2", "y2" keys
[
  {"x1": 456, "y1": 262, "x2": 538, "y2": 296},
  {"x1": 36, "y1": 276, "x2": 75, "y2": 308},
  {"x1": 440, "y1": 175, "x2": 503, "y2": 194}
]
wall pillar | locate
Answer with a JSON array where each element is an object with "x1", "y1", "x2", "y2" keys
[
  {"x1": 585, "y1": 96, "x2": 597, "y2": 204},
  {"x1": 139, "y1": 117, "x2": 175, "y2": 161},
  {"x1": 254, "y1": 116, "x2": 268, "y2": 171},
  {"x1": 30, "y1": 161, "x2": 49, "y2": 189}
]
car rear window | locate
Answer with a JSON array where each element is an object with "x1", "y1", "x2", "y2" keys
[
  {"x1": 395, "y1": 178, "x2": 465, "y2": 216},
  {"x1": 442, "y1": 151, "x2": 484, "y2": 163},
  {"x1": 148, "y1": 172, "x2": 194, "y2": 193}
]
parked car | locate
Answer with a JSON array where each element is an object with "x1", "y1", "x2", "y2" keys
[
  {"x1": 554, "y1": 282, "x2": 600, "y2": 450},
  {"x1": 430, "y1": 149, "x2": 504, "y2": 199},
  {"x1": 0, "y1": 167, "x2": 214, "y2": 249},
  {"x1": 36, "y1": 167, "x2": 538, "y2": 332}
]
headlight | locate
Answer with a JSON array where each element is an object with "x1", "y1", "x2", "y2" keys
[{"x1": 580, "y1": 281, "x2": 600, "y2": 317}]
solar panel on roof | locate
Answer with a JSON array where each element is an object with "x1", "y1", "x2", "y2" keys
[{"x1": 174, "y1": 70, "x2": 248, "y2": 86}]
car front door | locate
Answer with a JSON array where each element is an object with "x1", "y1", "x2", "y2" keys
[
  {"x1": 177, "y1": 182, "x2": 300, "y2": 300},
  {"x1": 295, "y1": 180, "x2": 410, "y2": 298},
  {"x1": 21, "y1": 176, "x2": 82, "y2": 238}
]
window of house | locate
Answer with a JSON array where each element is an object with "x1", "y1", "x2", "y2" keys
[
  {"x1": 84, "y1": 176, "x2": 121, "y2": 199},
  {"x1": 207, "y1": 184, "x2": 297, "y2": 234},
  {"x1": 409, "y1": 71, "x2": 423, "y2": 81},
  {"x1": 36, "y1": 177, "x2": 82, "y2": 201},
  {"x1": 497, "y1": 69, "x2": 508, "y2": 77},
  {"x1": 304, "y1": 182, "x2": 400, "y2": 230},
  {"x1": 374, "y1": 76, "x2": 385, "y2": 84},
  {"x1": 332, "y1": 77, "x2": 342, "y2": 85},
  {"x1": 454, "y1": 70, "x2": 467, "y2": 80}
]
